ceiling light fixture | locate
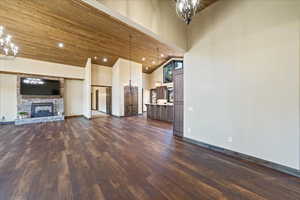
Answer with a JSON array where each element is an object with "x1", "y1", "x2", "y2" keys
[
  {"x1": 142, "y1": 57, "x2": 146, "y2": 61},
  {"x1": 103, "y1": 57, "x2": 108, "y2": 62},
  {"x1": 0, "y1": 25, "x2": 19, "y2": 57},
  {"x1": 58, "y1": 42, "x2": 64, "y2": 48},
  {"x1": 175, "y1": 0, "x2": 202, "y2": 24},
  {"x1": 160, "y1": 54, "x2": 164, "y2": 58},
  {"x1": 152, "y1": 61, "x2": 156, "y2": 65},
  {"x1": 94, "y1": 56, "x2": 98, "y2": 59}
]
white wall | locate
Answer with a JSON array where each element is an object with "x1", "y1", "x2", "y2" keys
[
  {"x1": 82, "y1": 58, "x2": 92, "y2": 119},
  {"x1": 112, "y1": 58, "x2": 143, "y2": 116},
  {"x1": 112, "y1": 62, "x2": 121, "y2": 116},
  {"x1": 184, "y1": 0, "x2": 300, "y2": 170},
  {"x1": 92, "y1": 64, "x2": 112, "y2": 86},
  {"x1": 142, "y1": 73, "x2": 150, "y2": 111},
  {"x1": 142, "y1": 73, "x2": 150, "y2": 90},
  {"x1": 94, "y1": 0, "x2": 187, "y2": 51},
  {"x1": 99, "y1": 87, "x2": 107, "y2": 112},
  {"x1": 0, "y1": 57, "x2": 84, "y2": 79},
  {"x1": 64, "y1": 79, "x2": 83, "y2": 116},
  {"x1": 0, "y1": 74, "x2": 17, "y2": 122}
]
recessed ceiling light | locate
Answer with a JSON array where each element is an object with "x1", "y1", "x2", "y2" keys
[
  {"x1": 58, "y1": 43, "x2": 64, "y2": 48},
  {"x1": 142, "y1": 57, "x2": 146, "y2": 61},
  {"x1": 94, "y1": 56, "x2": 98, "y2": 59},
  {"x1": 103, "y1": 57, "x2": 108, "y2": 62},
  {"x1": 160, "y1": 54, "x2": 164, "y2": 57},
  {"x1": 152, "y1": 61, "x2": 156, "y2": 64}
]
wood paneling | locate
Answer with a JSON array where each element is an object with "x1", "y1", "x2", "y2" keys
[
  {"x1": 0, "y1": 0, "x2": 188, "y2": 73},
  {"x1": 0, "y1": 116, "x2": 300, "y2": 199}
]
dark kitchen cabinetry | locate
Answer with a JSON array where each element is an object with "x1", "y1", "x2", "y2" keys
[
  {"x1": 156, "y1": 86, "x2": 167, "y2": 99},
  {"x1": 150, "y1": 86, "x2": 168, "y2": 103},
  {"x1": 146, "y1": 104, "x2": 173, "y2": 123}
]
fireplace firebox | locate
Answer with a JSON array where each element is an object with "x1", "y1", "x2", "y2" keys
[{"x1": 31, "y1": 103, "x2": 54, "y2": 118}]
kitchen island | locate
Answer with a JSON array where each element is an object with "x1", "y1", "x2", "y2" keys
[{"x1": 145, "y1": 104, "x2": 173, "y2": 123}]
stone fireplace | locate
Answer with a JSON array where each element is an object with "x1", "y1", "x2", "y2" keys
[{"x1": 15, "y1": 75, "x2": 65, "y2": 125}]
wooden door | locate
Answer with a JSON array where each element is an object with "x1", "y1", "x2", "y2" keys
[
  {"x1": 106, "y1": 87, "x2": 112, "y2": 115},
  {"x1": 95, "y1": 90, "x2": 99, "y2": 110},
  {"x1": 124, "y1": 86, "x2": 138, "y2": 117},
  {"x1": 173, "y1": 69, "x2": 184, "y2": 137},
  {"x1": 91, "y1": 92, "x2": 93, "y2": 110}
]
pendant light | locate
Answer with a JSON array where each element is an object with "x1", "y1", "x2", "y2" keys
[
  {"x1": 175, "y1": 0, "x2": 202, "y2": 24},
  {"x1": 129, "y1": 34, "x2": 133, "y2": 87},
  {"x1": 0, "y1": 25, "x2": 19, "y2": 57}
]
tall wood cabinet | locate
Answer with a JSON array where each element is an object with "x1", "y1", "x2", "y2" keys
[
  {"x1": 173, "y1": 69, "x2": 184, "y2": 137},
  {"x1": 124, "y1": 86, "x2": 138, "y2": 117},
  {"x1": 106, "y1": 87, "x2": 112, "y2": 115}
]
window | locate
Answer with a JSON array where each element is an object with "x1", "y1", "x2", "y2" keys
[{"x1": 163, "y1": 60, "x2": 183, "y2": 83}]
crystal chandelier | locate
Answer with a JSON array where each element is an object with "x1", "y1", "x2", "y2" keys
[
  {"x1": 0, "y1": 26, "x2": 19, "y2": 57},
  {"x1": 175, "y1": 0, "x2": 202, "y2": 24}
]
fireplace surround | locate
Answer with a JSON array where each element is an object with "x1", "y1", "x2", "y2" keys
[{"x1": 31, "y1": 103, "x2": 54, "y2": 118}]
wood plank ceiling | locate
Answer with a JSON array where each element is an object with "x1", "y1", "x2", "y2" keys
[{"x1": 0, "y1": 0, "x2": 217, "y2": 73}]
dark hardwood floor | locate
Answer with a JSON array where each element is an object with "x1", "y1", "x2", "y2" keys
[{"x1": 0, "y1": 116, "x2": 299, "y2": 200}]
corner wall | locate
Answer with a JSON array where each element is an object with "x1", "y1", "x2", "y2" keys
[
  {"x1": 65, "y1": 79, "x2": 84, "y2": 116},
  {"x1": 92, "y1": 64, "x2": 112, "y2": 86},
  {"x1": 82, "y1": 58, "x2": 92, "y2": 119},
  {"x1": 0, "y1": 74, "x2": 17, "y2": 122},
  {"x1": 184, "y1": 0, "x2": 300, "y2": 170},
  {"x1": 112, "y1": 58, "x2": 143, "y2": 116}
]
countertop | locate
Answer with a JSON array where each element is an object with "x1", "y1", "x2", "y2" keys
[{"x1": 145, "y1": 103, "x2": 173, "y2": 106}]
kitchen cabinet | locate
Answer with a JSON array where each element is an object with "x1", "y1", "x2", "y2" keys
[{"x1": 146, "y1": 104, "x2": 173, "y2": 123}]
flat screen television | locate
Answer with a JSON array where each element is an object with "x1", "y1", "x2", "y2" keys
[{"x1": 20, "y1": 78, "x2": 60, "y2": 96}]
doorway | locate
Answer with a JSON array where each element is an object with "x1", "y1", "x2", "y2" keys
[{"x1": 91, "y1": 85, "x2": 112, "y2": 118}]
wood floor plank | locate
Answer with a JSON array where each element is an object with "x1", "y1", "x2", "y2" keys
[{"x1": 0, "y1": 116, "x2": 299, "y2": 200}]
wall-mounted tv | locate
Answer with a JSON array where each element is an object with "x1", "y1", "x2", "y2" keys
[{"x1": 20, "y1": 78, "x2": 60, "y2": 96}]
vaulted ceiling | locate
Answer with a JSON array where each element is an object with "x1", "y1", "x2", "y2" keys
[{"x1": 0, "y1": 0, "x2": 217, "y2": 73}]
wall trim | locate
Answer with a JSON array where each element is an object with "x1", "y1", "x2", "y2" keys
[
  {"x1": 65, "y1": 115, "x2": 83, "y2": 119},
  {"x1": 91, "y1": 84, "x2": 112, "y2": 88},
  {"x1": 183, "y1": 137, "x2": 300, "y2": 178},
  {"x1": 0, "y1": 121, "x2": 15, "y2": 125}
]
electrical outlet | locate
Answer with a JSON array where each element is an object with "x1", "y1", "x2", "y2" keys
[{"x1": 227, "y1": 137, "x2": 233, "y2": 143}]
